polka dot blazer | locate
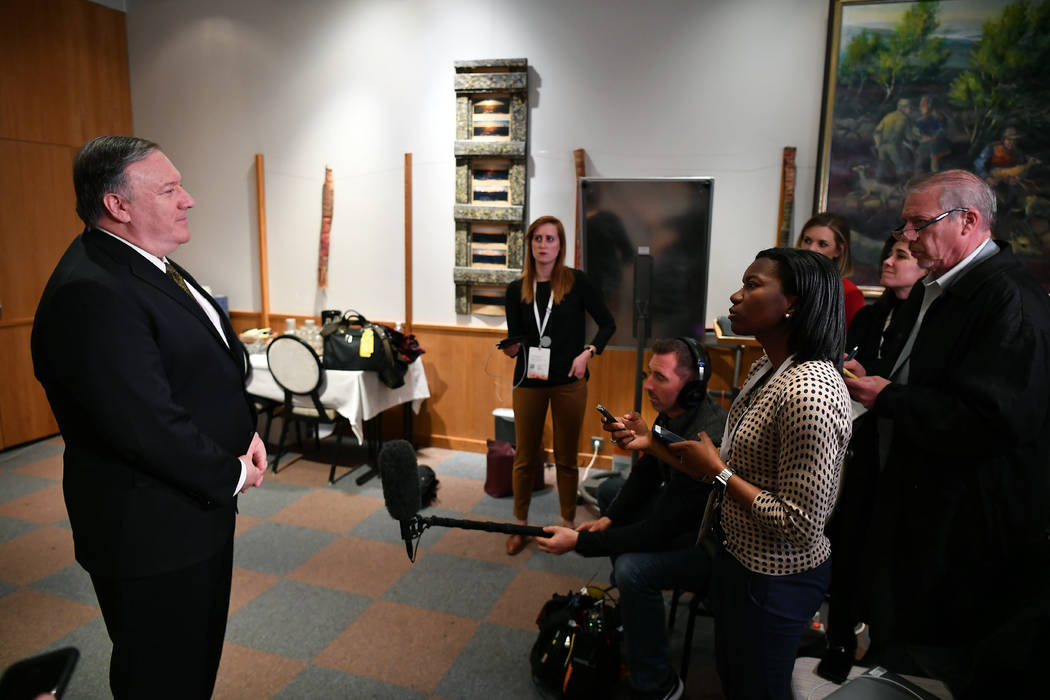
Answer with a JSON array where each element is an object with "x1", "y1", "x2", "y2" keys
[{"x1": 720, "y1": 356, "x2": 852, "y2": 575}]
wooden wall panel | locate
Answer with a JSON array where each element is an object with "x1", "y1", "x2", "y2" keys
[
  {"x1": 0, "y1": 141, "x2": 81, "y2": 320},
  {"x1": 409, "y1": 324, "x2": 516, "y2": 452},
  {"x1": 0, "y1": 325, "x2": 59, "y2": 446},
  {"x1": 0, "y1": 0, "x2": 132, "y2": 449},
  {"x1": 0, "y1": 0, "x2": 132, "y2": 145}
]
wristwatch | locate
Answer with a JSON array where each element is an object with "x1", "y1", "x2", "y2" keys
[
  {"x1": 584, "y1": 345, "x2": 596, "y2": 358},
  {"x1": 714, "y1": 467, "x2": 734, "y2": 489}
]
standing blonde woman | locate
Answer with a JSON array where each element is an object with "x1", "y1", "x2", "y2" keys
[{"x1": 502, "y1": 216, "x2": 615, "y2": 555}]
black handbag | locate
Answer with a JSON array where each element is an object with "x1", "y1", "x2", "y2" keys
[{"x1": 321, "y1": 310, "x2": 406, "y2": 387}]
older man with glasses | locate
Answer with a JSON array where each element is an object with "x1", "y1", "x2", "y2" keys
[{"x1": 841, "y1": 170, "x2": 1050, "y2": 697}]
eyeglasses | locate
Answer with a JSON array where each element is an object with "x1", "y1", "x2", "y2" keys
[{"x1": 891, "y1": 208, "x2": 967, "y2": 241}]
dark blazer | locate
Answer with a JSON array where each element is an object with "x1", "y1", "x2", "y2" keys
[
  {"x1": 871, "y1": 241, "x2": 1050, "y2": 643},
  {"x1": 32, "y1": 228, "x2": 255, "y2": 579}
]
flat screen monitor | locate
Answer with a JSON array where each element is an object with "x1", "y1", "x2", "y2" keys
[{"x1": 580, "y1": 177, "x2": 713, "y2": 349}]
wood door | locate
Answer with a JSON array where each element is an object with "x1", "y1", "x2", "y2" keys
[
  {"x1": 0, "y1": 141, "x2": 82, "y2": 447},
  {"x1": 0, "y1": 0, "x2": 132, "y2": 449}
]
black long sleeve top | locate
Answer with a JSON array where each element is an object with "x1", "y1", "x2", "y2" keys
[
  {"x1": 504, "y1": 269, "x2": 616, "y2": 387},
  {"x1": 574, "y1": 395, "x2": 728, "y2": 557}
]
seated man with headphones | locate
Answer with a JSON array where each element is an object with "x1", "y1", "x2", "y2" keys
[{"x1": 537, "y1": 337, "x2": 727, "y2": 700}]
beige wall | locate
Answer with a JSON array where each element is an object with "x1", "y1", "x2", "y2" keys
[{"x1": 125, "y1": 0, "x2": 832, "y2": 326}]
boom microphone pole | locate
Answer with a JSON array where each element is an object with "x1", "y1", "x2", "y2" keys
[{"x1": 380, "y1": 440, "x2": 547, "y2": 561}]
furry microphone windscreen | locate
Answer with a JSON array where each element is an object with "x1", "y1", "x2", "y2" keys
[{"x1": 379, "y1": 439, "x2": 421, "y2": 522}]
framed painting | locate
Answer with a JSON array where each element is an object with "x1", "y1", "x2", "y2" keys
[{"x1": 815, "y1": 0, "x2": 1050, "y2": 291}]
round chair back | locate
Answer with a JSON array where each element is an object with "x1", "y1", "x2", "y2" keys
[{"x1": 267, "y1": 335, "x2": 323, "y2": 395}]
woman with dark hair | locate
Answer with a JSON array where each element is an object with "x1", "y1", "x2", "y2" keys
[
  {"x1": 606, "y1": 248, "x2": 852, "y2": 698},
  {"x1": 502, "y1": 215, "x2": 615, "y2": 555},
  {"x1": 797, "y1": 212, "x2": 865, "y2": 329},
  {"x1": 846, "y1": 236, "x2": 925, "y2": 368}
]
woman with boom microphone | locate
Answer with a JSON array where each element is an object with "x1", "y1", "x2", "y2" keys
[
  {"x1": 502, "y1": 215, "x2": 615, "y2": 556},
  {"x1": 606, "y1": 248, "x2": 852, "y2": 698}
]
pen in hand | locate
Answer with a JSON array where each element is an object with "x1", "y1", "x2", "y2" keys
[{"x1": 842, "y1": 345, "x2": 860, "y2": 379}]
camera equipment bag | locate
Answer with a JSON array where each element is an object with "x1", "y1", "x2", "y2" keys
[{"x1": 530, "y1": 587, "x2": 621, "y2": 699}]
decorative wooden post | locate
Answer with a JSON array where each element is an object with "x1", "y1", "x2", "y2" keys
[
  {"x1": 318, "y1": 167, "x2": 333, "y2": 290},
  {"x1": 777, "y1": 147, "x2": 797, "y2": 248},
  {"x1": 573, "y1": 147, "x2": 586, "y2": 268},
  {"x1": 254, "y1": 154, "x2": 270, "y2": 329},
  {"x1": 404, "y1": 153, "x2": 413, "y2": 332}
]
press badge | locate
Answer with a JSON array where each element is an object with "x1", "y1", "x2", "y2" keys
[{"x1": 526, "y1": 346, "x2": 551, "y2": 380}]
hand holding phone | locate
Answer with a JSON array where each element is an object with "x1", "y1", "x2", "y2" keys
[
  {"x1": 653, "y1": 424, "x2": 685, "y2": 443},
  {"x1": 496, "y1": 335, "x2": 525, "y2": 349},
  {"x1": 595, "y1": 404, "x2": 617, "y2": 423}
]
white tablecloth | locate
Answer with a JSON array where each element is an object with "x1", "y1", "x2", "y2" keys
[{"x1": 247, "y1": 354, "x2": 429, "y2": 443}]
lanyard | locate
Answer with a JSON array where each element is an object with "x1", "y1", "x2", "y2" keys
[
  {"x1": 719, "y1": 354, "x2": 795, "y2": 463},
  {"x1": 532, "y1": 281, "x2": 553, "y2": 341}
]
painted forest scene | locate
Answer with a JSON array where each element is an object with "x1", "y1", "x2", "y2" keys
[{"x1": 821, "y1": 0, "x2": 1050, "y2": 289}]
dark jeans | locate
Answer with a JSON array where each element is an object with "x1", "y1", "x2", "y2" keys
[
  {"x1": 90, "y1": 537, "x2": 234, "y2": 700},
  {"x1": 711, "y1": 548, "x2": 831, "y2": 699},
  {"x1": 614, "y1": 546, "x2": 714, "y2": 692}
]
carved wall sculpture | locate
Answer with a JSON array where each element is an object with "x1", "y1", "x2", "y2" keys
[{"x1": 453, "y1": 58, "x2": 528, "y2": 315}]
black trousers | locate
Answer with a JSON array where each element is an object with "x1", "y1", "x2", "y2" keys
[{"x1": 90, "y1": 536, "x2": 235, "y2": 700}]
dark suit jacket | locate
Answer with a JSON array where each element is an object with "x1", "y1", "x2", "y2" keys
[
  {"x1": 871, "y1": 241, "x2": 1050, "y2": 644},
  {"x1": 32, "y1": 228, "x2": 255, "y2": 579}
]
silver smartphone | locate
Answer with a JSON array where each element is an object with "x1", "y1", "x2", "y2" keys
[{"x1": 653, "y1": 424, "x2": 685, "y2": 443}]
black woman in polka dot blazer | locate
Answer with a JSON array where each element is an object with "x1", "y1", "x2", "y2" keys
[{"x1": 607, "y1": 248, "x2": 852, "y2": 699}]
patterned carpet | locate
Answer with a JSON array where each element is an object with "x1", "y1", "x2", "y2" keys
[{"x1": 0, "y1": 432, "x2": 724, "y2": 699}]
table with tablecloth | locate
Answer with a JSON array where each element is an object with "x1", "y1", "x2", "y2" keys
[{"x1": 246, "y1": 352, "x2": 429, "y2": 447}]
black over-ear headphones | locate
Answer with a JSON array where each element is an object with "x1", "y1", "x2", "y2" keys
[{"x1": 675, "y1": 336, "x2": 709, "y2": 409}]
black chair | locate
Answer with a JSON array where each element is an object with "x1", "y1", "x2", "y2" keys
[
  {"x1": 666, "y1": 491, "x2": 720, "y2": 683},
  {"x1": 266, "y1": 334, "x2": 349, "y2": 479},
  {"x1": 667, "y1": 587, "x2": 714, "y2": 683}
]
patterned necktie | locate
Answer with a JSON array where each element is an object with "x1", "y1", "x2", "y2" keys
[{"x1": 165, "y1": 262, "x2": 195, "y2": 301}]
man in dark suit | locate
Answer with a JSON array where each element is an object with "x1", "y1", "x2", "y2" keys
[
  {"x1": 844, "y1": 169, "x2": 1050, "y2": 697},
  {"x1": 32, "y1": 136, "x2": 267, "y2": 699}
]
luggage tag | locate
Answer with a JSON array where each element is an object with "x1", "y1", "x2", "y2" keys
[
  {"x1": 526, "y1": 346, "x2": 551, "y2": 380},
  {"x1": 360, "y1": 328, "x2": 374, "y2": 357}
]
